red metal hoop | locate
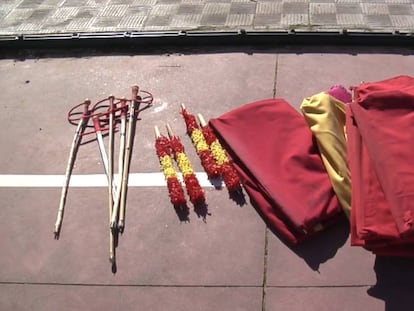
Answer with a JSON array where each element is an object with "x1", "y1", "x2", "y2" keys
[{"x1": 66, "y1": 88, "x2": 154, "y2": 136}]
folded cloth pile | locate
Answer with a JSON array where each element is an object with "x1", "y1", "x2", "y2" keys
[
  {"x1": 209, "y1": 98, "x2": 343, "y2": 245},
  {"x1": 209, "y1": 75, "x2": 414, "y2": 257},
  {"x1": 346, "y1": 75, "x2": 414, "y2": 257},
  {"x1": 300, "y1": 91, "x2": 351, "y2": 218}
]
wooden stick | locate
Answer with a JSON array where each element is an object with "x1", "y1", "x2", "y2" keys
[
  {"x1": 107, "y1": 96, "x2": 116, "y2": 232},
  {"x1": 54, "y1": 100, "x2": 90, "y2": 238},
  {"x1": 111, "y1": 99, "x2": 127, "y2": 229},
  {"x1": 197, "y1": 113, "x2": 207, "y2": 127},
  {"x1": 118, "y1": 86, "x2": 139, "y2": 232},
  {"x1": 108, "y1": 96, "x2": 116, "y2": 263},
  {"x1": 92, "y1": 116, "x2": 117, "y2": 200},
  {"x1": 166, "y1": 123, "x2": 174, "y2": 138},
  {"x1": 154, "y1": 125, "x2": 161, "y2": 138},
  {"x1": 92, "y1": 115, "x2": 116, "y2": 264}
]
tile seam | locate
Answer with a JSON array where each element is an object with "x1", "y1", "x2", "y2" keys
[
  {"x1": 262, "y1": 227, "x2": 269, "y2": 311},
  {"x1": 0, "y1": 282, "x2": 263, "y2": 288}
]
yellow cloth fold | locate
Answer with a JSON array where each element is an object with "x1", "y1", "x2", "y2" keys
[{"x1": 300, "y1": 92, "x2": 351, "y2": 218}]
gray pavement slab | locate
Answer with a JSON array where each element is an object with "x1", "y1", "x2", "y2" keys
[
  {"x1": 266, "y1": 221, "x2": 377, "y2": 286},
  {"x1": 0, "y1": 188, "x2": 266, "y2": 285},
  {"x1": 0, "y1": 0, "x2": 413, "y2": 36},
  {"x1": 275, "y1": 49, "x2": 414, "y2": 111},
  {"x1": 265, "y1": 287, "x2": 385, "y2": 311},
  {"x1": 0, "y1": 285, "x2": 263, "y2": 311}
]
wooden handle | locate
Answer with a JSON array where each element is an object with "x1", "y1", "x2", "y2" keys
[
  {"x1": 166, "y1": 123, "x2": 174, "y2": 138},
  {"x1": 154, "y1": 126, "x2": 161, "y2": 138},
  {"x1": 83, "y1": 99, "x2": 91, "y2": 115},
  {"x1": 131, "y1": 85, "x2": 139, "y2": 99},
  {"x1": 197, "y1": 113, "x2": 207, "y2": 127}
]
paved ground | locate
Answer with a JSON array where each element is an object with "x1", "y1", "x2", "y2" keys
[
  {"x1": 1, "y1": 1, "x2": 414, "y2": 311},
  {"x1": 1, "y1": 0, "x2": 414, "y2": 36},
  {"x1": 1, "y1": 47, "x2": 414, "y2": 311}
]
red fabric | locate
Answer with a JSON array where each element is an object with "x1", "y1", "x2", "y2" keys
[
  {"x1": 347, "y1": 75, "x2": 414, "y2": 256},
  {"x1": 209, "y1": 98, "x2": 342, "y2": 244}
]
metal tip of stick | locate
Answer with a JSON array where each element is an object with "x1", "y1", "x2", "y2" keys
[
  {"x1": 109, "y1": 254, "x2": 115, "y2": 264},
  {"x1": 181, "y1": 103, "x2": 186, "y2": 110}
]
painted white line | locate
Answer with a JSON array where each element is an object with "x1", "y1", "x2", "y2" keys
[{"x1": 0, "y1": 172, "x2": 220, "y2": 188}]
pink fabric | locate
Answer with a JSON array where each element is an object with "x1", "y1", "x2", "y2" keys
[{"x1": 327, "y1": 85, "x2": 352, "y2": 104}]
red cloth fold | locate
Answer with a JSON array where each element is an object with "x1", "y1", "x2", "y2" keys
[
  {"x1": 347, "y1": 75, "x2": 414, "y2": 257},
  {"x1": 209, "y1": 98, "x2": 343, "y2": 244}
]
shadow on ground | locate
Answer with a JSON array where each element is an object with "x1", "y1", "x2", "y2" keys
[
  {"x1": 2, "y1": 44, "x2": 413, "y2": 61},
  {"x1": 259, "y1": 200, "x2": 349, "y2": 271},
  {"x1": 288, "y1": 218, "x2": 349, "y2": 271},
  {"x1": 368, "y1": 256, "x2": 414, "y2": 311}
]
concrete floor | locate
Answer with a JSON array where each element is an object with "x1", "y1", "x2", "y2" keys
[{"x1": 1, "y1": 46, "x2": 414, "y2": 310}]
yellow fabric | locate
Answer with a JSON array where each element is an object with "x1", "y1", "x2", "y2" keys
[{"x1": 300, "y1": 92, "x2": 351, "y2": 218}]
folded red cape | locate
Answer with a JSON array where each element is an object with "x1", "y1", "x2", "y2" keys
[
  {"x1": 347, "y1": 75, "x2": 414, "y2": 257},
  {"x1": 209, "y1": 99, "x2": 343, "y2": 244}
]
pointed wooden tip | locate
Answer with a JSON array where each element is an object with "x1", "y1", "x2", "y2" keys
[
  {"x1": 118, "y1": 220, "x2": 125, "y2": 232},
  {"x1": 154, "y1": 126, "x2": 161, "y2": 138},
  {"x1": 197, "y1": 113, "x2": 207, "y2": 127},
  {"x1": 166, "y1": 123, "x2": 174, "y2": 138},
  {"x1": 54, "y1": 225, "x2": 60, "y2": 237}
]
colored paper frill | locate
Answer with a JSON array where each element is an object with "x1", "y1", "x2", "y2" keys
[
  {"x1": 167, "y1": 124, "x2": 206, "y2": 206},
  {"x1": 154, "y1": 127, "x2": 187, "y2": 208},
  {"x1": 198, "y1": 114, "x2": 242, "y2": 193},
  {"x1": 181, "y1": 106, "x2": 220, "y2": 179}
]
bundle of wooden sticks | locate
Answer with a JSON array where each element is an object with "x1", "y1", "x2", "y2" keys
[{"x1": 54, "y1": 85, "x2": 153, "y2": 268}]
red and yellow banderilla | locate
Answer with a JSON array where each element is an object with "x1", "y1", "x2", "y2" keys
[
  {"x1": 181, "y1": 104, "x2": 220, "y2": 179},
  {"x1": 154, "y1": 126, "x2": 187, "y2": 208},
  {"x1": 166, "y1": 124, "x2": 205, "y2": 206},
  {"x1": 198, "y1": 113, "x2": 241, "y2": 193}
]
